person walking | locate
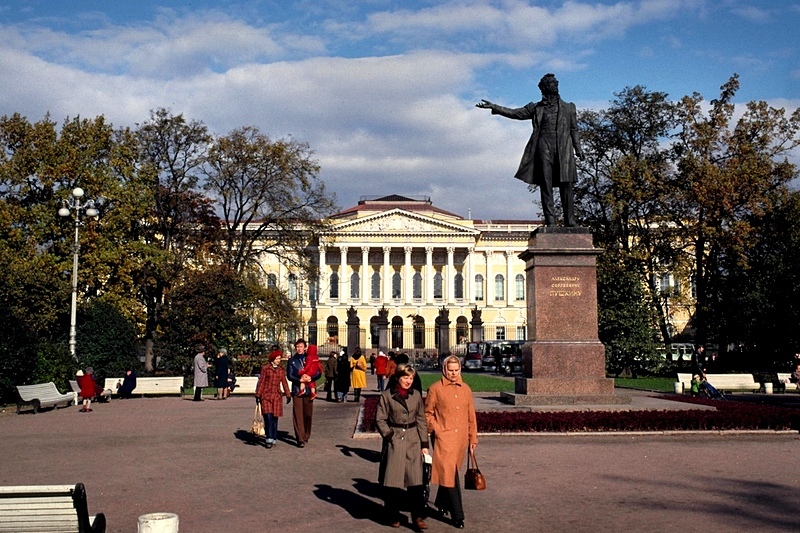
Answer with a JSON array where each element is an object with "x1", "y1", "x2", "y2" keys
[
  {"x1": 350, "y1": 347, "x2": 368, "y2": 402},
  {"x1": 255, "y1": 350, "x2": 291, "y2": 448},
  {"x1": 335, "y1": 348, "x2": 351, "y2": 403},
  {"x1": 215, "y1": 348, "x2": 231, "y2": 400},
  {"x1": 425, "y1": 355, "x2": 478, "y2": 529},
  {"x1": 324, "y1": 351, "x2": 338, "y2": 401},
  {"x1": 193, "y1": 345, "x2": 208, "y2": 402},
  {"x1": 287, "y1": 339, "x2": 321, "y2": 447},
  {"x1": 376, "y1": 364, "x2": 429, "y2": 530}
]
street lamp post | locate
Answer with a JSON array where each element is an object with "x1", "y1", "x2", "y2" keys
[{"x1": 58, "y1": 187, "x2": 99, "y2": 361}]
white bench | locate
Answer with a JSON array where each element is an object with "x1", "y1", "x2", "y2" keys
[
  {"x1": 777, "y1": 373, "x2": 799, "y2": 393},
  {"x1": 15, "y1": 383, "x2": 75, "y2": 414},
  {"x1": 0, "y1": 483, "x2": 105, "y2": 532},
  {"x1": 676, "y1": 373, "x2": 761, "y2": 394},
  {"x1": 230, "y1": 376, "x2": 259, "y2": 395},
  {"x1": 103, "y1": 376, "x2": 184, "y2": 396}
]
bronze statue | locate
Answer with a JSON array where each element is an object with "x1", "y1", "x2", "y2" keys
[{"x1": 477, "y1": 73, "x2": 583, "y2": 227}]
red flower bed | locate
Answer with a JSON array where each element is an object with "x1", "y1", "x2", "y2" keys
[{"x1": 358, "y1": 396, "x2": 800, "y2": 433}]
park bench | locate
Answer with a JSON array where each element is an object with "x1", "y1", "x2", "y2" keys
[
  {"x1": 0, "y1": 483, "x2": 105, "y2": 532},
  {"x1": 103, "y1": 376, "x2": 184, "y2": 397},
  {"x1": 676, "y1": 373, "x2": 761, "y2": 394},
  {"x1": 15, "y1": 383, "x2": 75, "y2": 414},
  {"x1": 230, "y1": 376, "x2": 259, "y2": 395},
  {"x1": 776, "y1": 373, "x2": 799, "y2": 393}
]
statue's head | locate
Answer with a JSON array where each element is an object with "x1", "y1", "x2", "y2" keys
[{"x1": 538, "y1": 73, "x2": 559, "y2": 96}]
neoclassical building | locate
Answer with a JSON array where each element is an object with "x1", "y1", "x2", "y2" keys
[{"x1": 258, "y1": 194, "x2": 541, "y2": 354}]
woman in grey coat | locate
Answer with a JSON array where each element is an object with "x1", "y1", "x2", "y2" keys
[{"x1": 376, "y1": 364, "x2": 429, "y2": 530}]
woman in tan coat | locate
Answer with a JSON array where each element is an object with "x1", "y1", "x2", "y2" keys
[
  {"x1": 375, "y1": 364, "x2": 429, "y2": 530},
  {"x1": 424, "y1": 355, "x2": 477, "y2": 529}
]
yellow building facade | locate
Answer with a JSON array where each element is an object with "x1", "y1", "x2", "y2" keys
[{"x1": 258, "y1": 195, "x2": 541, "y2": 355}]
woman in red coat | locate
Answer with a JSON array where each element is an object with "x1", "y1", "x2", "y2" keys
[
  {"x1": 255, "y1": 350, "x2": 291, "y2": 448},
  {"x1": 78, "y1": 367, "x2": 103, "y2": 412}
]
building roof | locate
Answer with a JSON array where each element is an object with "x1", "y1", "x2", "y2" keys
[{"x1": 331, "y1": 194, "x2": 463, "y2": 220}]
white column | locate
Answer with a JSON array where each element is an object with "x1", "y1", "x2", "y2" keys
[
  {"x1": 466, "y1": 247, "x2": 474, "y2": 302},
  {"x1": 404, "y1": 246, "x2": 413, "y2": 304},
  {"x1": 425, "y1": 246, "x2": 434, "y2": 304},
  {"x1": 446, "y1": 247, "x2": 455, "y2": 304},
  {"x1": 383, "y1": 246, "x2": 392, "y2": 303},
  {"x1": 506, "y1": 250, "x2": 514, "y2": 307},
  {"x1": 318, "y1": 245, "x2": 326, "y2": 305},
  {"x1": 340, "y1": 246, "x2": 348, "y2": 301},
  {"x1": 361, "y1": 246, "x2": 370, "y2": 303},
  {"x1": 485, "y1": 250, "x2": 494, "y2": 304}
]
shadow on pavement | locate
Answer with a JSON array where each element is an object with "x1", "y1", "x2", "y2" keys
[
  {"x1": 313, "y1": 481, "x2": 384, "y2": 526},
  {"x1": 336, "y1": 444, "x2": 381, "y2": 462}
]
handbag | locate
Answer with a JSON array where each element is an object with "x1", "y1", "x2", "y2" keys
[
  {"x1": 464, "y1": 449, "x2": 486, "y2": 490},
  {"x1": 251, "y1": 403, "x2": 265, "y2": 437}
]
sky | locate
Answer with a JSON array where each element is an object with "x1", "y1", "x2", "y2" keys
[{"x1": 1, "y1": 0, "x2": 799, "y2": 220}]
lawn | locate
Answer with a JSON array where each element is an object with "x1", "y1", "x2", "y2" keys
[
  {"x1": 613, "y1": 376, "x2": 675, "y2": 392},
  {"x1": 418, "y1": 372, "x2": 514, "y2": 392}
]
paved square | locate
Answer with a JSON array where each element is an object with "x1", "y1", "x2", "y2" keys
[{"x1": 1, "y1": 388, "x2": 798, "y2": 532}]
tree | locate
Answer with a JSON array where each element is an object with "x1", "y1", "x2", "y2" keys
[
  {"x1": 158, "y1": 265, "x2": 301, "y2": 374},
  {"x1": 671, "y1": 75, "x2": 800, "y2": 345},
  {"x1": 716, "y1": 191, "x2": 800, "y2": 368},
  {"x1": 576, "y1": 86, "x2": 676, "y2": 352},
  {"x1": 134, "y1": 109, "x2": 218, "y2": 370},
  {"x1": 203, "y1": 126, "x2": 337, "y2": 274}
]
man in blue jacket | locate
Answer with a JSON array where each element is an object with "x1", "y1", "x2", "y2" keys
[{"x1": 287, "y1": 339, "x2": 322, "y2": 448}]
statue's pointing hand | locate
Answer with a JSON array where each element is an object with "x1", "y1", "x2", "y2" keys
[{"x1": 476, "y1": 99, "x2": 494, "y2": 109}]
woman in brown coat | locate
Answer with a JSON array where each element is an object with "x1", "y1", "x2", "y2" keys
[
  {"x1": 424, "y1": 355, "x2": 477, "y2": 529},
  {"x1": 376, "y1": 364, "x2": 429, "y2": 530},
  {"x1": 255, "y1": 350, "x2": 291, "y2": 448}
]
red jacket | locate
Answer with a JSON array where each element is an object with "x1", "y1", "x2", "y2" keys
[
  {"x1": 79, "y1": 374, "x2": 99, "y2": 399},
  {"x1": 374, "y1": 354, "x2": 389, "y2": 376}
]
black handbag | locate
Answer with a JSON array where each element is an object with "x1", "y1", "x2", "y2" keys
[{"x1": 464, "y1": 450, "x2": 486, "y2": 490}]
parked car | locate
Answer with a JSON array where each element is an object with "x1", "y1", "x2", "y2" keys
[{"x1": 475, "y1": 341, "x2": 524, "y2": 375}]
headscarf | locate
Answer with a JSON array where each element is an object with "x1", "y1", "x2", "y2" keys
[{"x1": 441, "y1": 354, "x2": 463, "y2": 384}]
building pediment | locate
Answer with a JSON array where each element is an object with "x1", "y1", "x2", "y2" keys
[{"x1": 326, "y1": 209, "x2": 479, "y2": 236}]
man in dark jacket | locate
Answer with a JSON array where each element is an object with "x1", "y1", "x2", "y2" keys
[
  {"x1": 477, "y1": 73, "x2": 583, "y2": 226},
  {"x1": 287, "y1": 339, "x2": 322, "y2": 447}
]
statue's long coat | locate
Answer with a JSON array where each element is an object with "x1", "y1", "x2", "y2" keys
[{"x1": 491, "y1": 98, "x2": 581, "y2": 186}]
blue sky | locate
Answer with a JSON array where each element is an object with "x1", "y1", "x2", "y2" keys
[{"x1": 1, "y1": 0, "x2": 798, "y2": 219}]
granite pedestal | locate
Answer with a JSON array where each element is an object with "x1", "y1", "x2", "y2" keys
[{"x1": 502, "y1": 227, "x2": 630, "y2": 406}]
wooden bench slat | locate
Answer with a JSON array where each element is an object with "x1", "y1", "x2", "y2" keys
[{"x1": 0, "y1": 485, "x2": 74, "y2": 494}]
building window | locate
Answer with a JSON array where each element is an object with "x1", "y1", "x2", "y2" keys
[
  {"x1": 454, "y1": 272, "x2": 464, "y2": 299},
  {"x1": 288, "y1": 273, "x2": 298, "y2": 301},
  {"x1": 496, "y1": 326, "x2": 506, "y2": 340},
  {"x1": 413, "y1": 316, "x2": 425, "y2": 349},
  {"x1": 326, "y1": 316, "x2": 339, "y2": 344},
  {"x1": 494, "y1": 274, "x2": 505, "y2": 300},
  {"x1": 392, "y1": 271, "x2": 402, "y2": 299},
  {"x1": 308, "y1": 279, "x2": 318, "y2": 304},
  {"x1": 267, "y1": 273, "x2": 277, "y2": 289},
  {"x1": 659, "y1": 273, "x2": 672, "y2": 294},
  {"x1": 329, "y1": 272, "x2": 339, "y2": 299},
  {"x1": 516, "y1": 326, "x2": 526, "y2": 341},
  {"x1": 433, "y1": 271, "x2": 443, "y2": 299},
  {"x1": 515, "y1": 274, "x2": 525, "y2": 300},
  {"x1": 474, "y1": 274, "x2": 484, "y2": 301},
  {"x1": 413, "y1": 271, "x2": 422, "y2": 299},
  {"x1": 371, "y1": 272, "x2": 381, "y2": 299},
  {"x1": 350, "y1": 271, "x2": 360, "y2": 299}
]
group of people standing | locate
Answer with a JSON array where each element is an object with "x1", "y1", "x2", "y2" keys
[
  {"x1": 192, "y1": 346, "x2": 235, "y2": 402},
  {"x1": 323, "y1": 347, "x2": 369, "y2": 402}
]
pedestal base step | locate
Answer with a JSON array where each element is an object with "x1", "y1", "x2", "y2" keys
[{"x1": 501, "y1": 392, "x2": 632, "y2": 406}]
